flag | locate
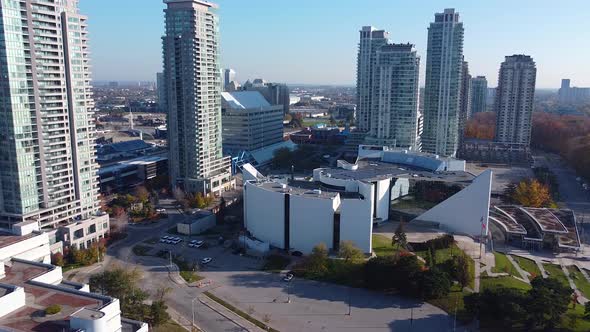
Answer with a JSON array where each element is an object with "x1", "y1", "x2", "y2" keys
[{"x1": 481, "y1": 216, "x2": 486, "y2": 229}]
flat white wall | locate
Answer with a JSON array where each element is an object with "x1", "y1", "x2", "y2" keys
[
  {"x1": 358, "y1": 181, "x2": 375, "y2": 219},
  {"x1": 177, "y1": 214, "x2": 215, "y2": 235},
  {"x1": 289, "y1": 194, "x2": 335, "y2": 253},
  {"x1": 244, "y1": 183, "x2": 285, "y2": 249},
  {"x1": 0, "y1": 233, "x2": 50, "y2": 264},
  {"x1": 340, "y1": 198, "x2": 373, "y2": 253},
  {"x1": 0, "y1": 286, "x2": 25, "y2": 318},
  {"x1": 314, "y1": 170, "x2": 359, "y2": 192},
  {"x1": 375, "y1": 179, "x2": 391, "y2": 220},
  {"x1": 390, "y1": 178, "x2": 410, "y2": 201},
  {"x1": 31, "y1": 265, "x2": 62, "y2": 285}
]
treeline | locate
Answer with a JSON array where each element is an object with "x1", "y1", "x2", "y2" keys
[
  {"x1": 532, "y1": 113, "x2": 590, "y2": 180},
  {"x1": 464, "y1": 112, "x2": 496, "y2": 140}
]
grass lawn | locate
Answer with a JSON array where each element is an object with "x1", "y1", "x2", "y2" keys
[
  {"x1": 568, "y1": 266, "x2": 590, "y2": 298},
  {"x1": 491, "y1": 252, "x2": 519, "y2": 277},
  {"x1": 372, "y1": 234, "x2": 400, "y2": 257},
  {"x1": 179, "y1": 271, "x2": 205, "y2": 283},
  {"x1": 132, "y1": 245, "x2": 152, "y2": 256},
  {"x1": 427, "y1": 284, "x2": 467, "y2": 317},
  {"x1": 557, "y1": 305, "x2": 590, "y2": 332},
  {"x1": 152, "y1": 320, "x2": 190, "y2": 332},
  {"x1": 480, "y1": 275, "x2": 531, "y2": 291},
  {"x1": 262, "y1": 254, "x2": 291, "y2": 272},
  {"x1": 415, "y1": 243, "x2": 475, "y2": 289},
  {"x1": 543, "y1": 263, "x2": 570, "y2": 287},
  {"x1": 512, "y1": 255, "x2": 541, "y2": 280}
]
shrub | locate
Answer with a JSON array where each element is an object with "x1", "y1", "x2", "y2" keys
[
  {"x1": 417, "y1": 268, "x2": 451, "y2": 299},
  {"x1": 45, "y1": 304, "x2": 61, "y2": 315},
  {"x1": 410, "y1": 234, "x2": 455, "y2": 252}
]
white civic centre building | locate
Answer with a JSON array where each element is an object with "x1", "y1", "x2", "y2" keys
[{"x1": 243, "y1": 145, "x2": 492, "y2": 254}]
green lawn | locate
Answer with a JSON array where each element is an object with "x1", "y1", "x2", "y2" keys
[
  {"x1": 557, "y1": 305, "x2": 590, "y2": 332},
  {"x1": 491, "y1": 252, "x2": 519, "y2": 277},
  {"x1": 415, "y1": 243, "x2": 475, "y2": 289},
  {"x1": 372, "y1": 234, "x2": 400, "y2": 257},
  {"x1": 480, "y1": 275, "x2": 531, "y2": 291},
  {"x1": 179, "y1": 271, "x2": 205, "y2": 283},
  {"x1": 512, "y1": 255, "x2": 541, "y2": 280},
  {"x1": 152, "y1": 320, "x2": 190, "y2": 332},
  {"x1": 543, "y1": 263, "x2": 570, "y2": 287},
  {"x1": 568, "y1": 266, "x2": 590, "y2": 298},
  {"x1": 132, "y1": 245, "x2": 152, "y2": 256}
]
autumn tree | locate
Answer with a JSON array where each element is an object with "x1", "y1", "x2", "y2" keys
[
  {"x1": 511, "y1": 179, "x2": 554, "y2": 208},
  {"x1": 338, "y1": 240, "x2": 364, "y2": 263},
  {"x1": 134, "y1": 186, "x2": 150, "y2": 202}
]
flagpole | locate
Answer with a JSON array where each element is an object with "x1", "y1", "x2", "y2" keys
[{"x1": 479, "y1": 216, "x2": 485, "y2": 259}]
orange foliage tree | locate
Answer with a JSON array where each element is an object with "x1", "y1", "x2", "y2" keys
[
  {"x1": 464, "y1": 112, "x2": 496, "y2": 140},
  {"x1": 511, "y1": 179, "x2": 554, "y2": 208}
]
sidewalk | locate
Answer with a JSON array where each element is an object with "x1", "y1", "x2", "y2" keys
[{"x1": 199, "y1": 294, "x2": 266, "y2": 332}]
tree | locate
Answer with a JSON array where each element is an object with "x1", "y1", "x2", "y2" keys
[
  {"x1": 338, "y1": 240, "x2": 364, "y2": 263},
  {"x1": 526, "y1": 277, "x2": 572, "y2": 330},
  {"x1": 391, "y1": 222, "x2": 408, "y2": 252},
  {"x1": 417, "y1": 268, "x2": 451, "y2": 299},
  {"x1": 195, "y1": 192, "x2": 206, "y2": 208},
  {"x1": 272, "y1": 147, "x2": 293, "y2": 169},
  {"x1": 134, "y1": 186, "x2": 150, "y2": 202},
  {"x1": 51, "y1": 252, "x2": 65, "y2": 267},
  {"x1": 453, "y1": 253, "x2": 471, "y2": 289},
  {"x1": 512, "y1": 179, "x2": 554, "y2": 208},
  {"x1": 306, "y1": 243, "x2": 329, "y2": 277},
  {"x1": 150, "y1": 301, "x2": 170, "y2": 327}
]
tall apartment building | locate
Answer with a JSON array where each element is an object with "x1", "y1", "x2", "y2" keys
[
  {"x1": 163, "y1": 0, "x2": 234, "y2": 195},
  {"x1": 0, "y1": 0, "x2": 109, "y2": 250},
  {"x1": 494, "y1": 55, "x2": 537, "y2": 146},
  {"x1": 558, "y1": 79, "x2": 590, "y2": 104},
  {"x1": 470, "y1": 76, "x2": 488, "y2": 114},
  {"x1": 365, "y1": 43, "x2": 421, "y2": 149},
  {"x1": 156, "y1": 72, "x2": 166, "y2": 112},
  {"x1": 458, "y1": 59, "x2": 471, "y2": 142},
  {"x1": 221, "y1": 91, "x2": 284, "y2": 155},
  {"x1": 422, "y1": 9, "x2": 464, "y2": 157},
  {"x1": 356, "y1": 26, "x2": 389, "y2": 133}
]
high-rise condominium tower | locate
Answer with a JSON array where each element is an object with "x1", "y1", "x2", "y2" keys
[
  {"x1": 458, "y1": 59, "x2": 471, "y2": 142},
  {"x1": 494, "y1": 55, "x2": 536, "y2": 146},
  {"x1": 470, "y1": 76, "x2": 488, "y2": 115},
  {"x1": 422, "y1": 8, "x2": 464, "y2": 157},
  {"x1": 356, "y1": 26, "x2": 389, "y2": 133},
  {"x1": 163, "y1": 0, "x2": 234, "y2": 195},
  {"x1": 0, "y1": 0, "x2": 108, "y2": 249},
  {"x1": 365, "y1": 43, "x2": 421, "y2": 149}
]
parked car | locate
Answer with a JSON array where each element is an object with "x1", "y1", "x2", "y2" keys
[
  {"x1": 291, "y1": 251, "x2": 303, "y2": 257},
  {"x1": 195, "y1": 240, "x2": 204, "y2": 248},
  {"x1": 201, "y1": 257, "x2": 212, "y2": 265},
  {"x1": 283, "y1": 273, "x2": 294, "y2": 282},
  {"x1": 156, "y1": 208, "x2": 166, "y2": 213}
]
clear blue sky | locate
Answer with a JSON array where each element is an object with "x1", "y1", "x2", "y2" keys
[{"x1": 80, "y1": 0, "x2": 590, "y2": 88}]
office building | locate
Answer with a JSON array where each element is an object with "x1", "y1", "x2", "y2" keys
[
  {"x1": 470, "y1": 76, "x2": 488, "y2": 114},
  {"x1": 458, "y1": 59, "x2": 472, "y2": 141},
  {"x1": 356, "y1": 26, "x2": 390, "y2": 133},
  {"x1": 221, "y1": 91, "x2": 284, "y2": 155},
  {"x1": 365, "y1": 43, "x2": 421, "y2": 149},
  {"x1": 422, "y1": 9, "x2": 465, "y2": 157},
  {"x1": 156, "y1": 72, "x2": 166, "y2": 112},
  {"x1": 558, "y1": 79, "x2": 590, "y2": 104},
  {"x1": 0, "y1": 0, "x2": 109, "y2": 250},
  {"x1": 494, "y1": 55, "x2": 536, "y2": 146},
  {"x1": 223, "y1": 68, "x2": 237, "y2": 91},
  {"x1": 242, "y1": 79, "x2": 289, "y2": 113},
  {"x1": 163, "y1": 0, "x2": 234, "y2": 195}
]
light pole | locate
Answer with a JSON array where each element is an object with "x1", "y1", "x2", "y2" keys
[{"x1": 192, "y1": 297, "x2": 198, "y2": 329}]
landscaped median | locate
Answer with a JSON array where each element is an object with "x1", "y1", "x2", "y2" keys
[{"x1": 203, "y1": 291, "x2": 279, "y2": 332}]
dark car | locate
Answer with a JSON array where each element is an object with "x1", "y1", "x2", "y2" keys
[{"x1": 291, "y1": 251, "x2": 303, "y2": 257}]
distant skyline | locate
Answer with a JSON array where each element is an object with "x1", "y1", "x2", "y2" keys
[{"x1": 80, "y1": 0, "x2": 590, "y2": 88}]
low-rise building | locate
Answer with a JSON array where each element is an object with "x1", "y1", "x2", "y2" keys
[
  {"x1": 0, "y1": 225, "x2": 147, "y2": 331},
  {"x1": 243, "y1": 146, "x2": 491, "y2": 254},
  {"x1": 177, "y1": 210, "x2": 216, "y2": 235}
]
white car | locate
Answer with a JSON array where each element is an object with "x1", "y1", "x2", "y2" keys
[
  {"x1": 201, "y1": 257, "x2": 212, "y2": 265},
  {"x1": 283, "y1": 273, "x2": 294, "y2": 282},
  {"x1": 195, "y1": 240, "x2": 204, "y2": 248},
  {"x1": 156, "y1": 208, "x2": 166, "y2": 213},
  {"x1": 159, "y1": 238, "x2": 167, "y2": 243},
  {"x1": 188, "y1": 243, "x2": 195, "y2": 248}
]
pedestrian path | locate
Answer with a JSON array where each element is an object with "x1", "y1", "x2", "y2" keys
[
  {"x1": 535, "y1": 259, "x2": 548, "y2": 278},
  {"x1": 506, "y1": 255, "x2": 531, "y2": 284}
]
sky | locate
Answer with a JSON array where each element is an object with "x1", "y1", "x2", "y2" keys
[{"x1": 79, "y1": 0, "x2": 590, "y2": 88}]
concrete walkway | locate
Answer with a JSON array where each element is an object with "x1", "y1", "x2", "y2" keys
[
  {"x1": 199, "y1": 295, "x2": 265, "y2": 332},
  {"x1": 535, "y1": 259, "x2": 549, "y2": 278},
  {"x1": 506, "y1": 255, "x2": 531, "y2": 284},
  {"x1": 473, "y1": 258, "x2": 481, "y2": 292}
]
